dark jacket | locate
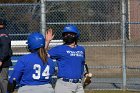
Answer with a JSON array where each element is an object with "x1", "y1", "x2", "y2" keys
[{"x1": 0, "y1": 29, "x2": 13, "y2": 67}]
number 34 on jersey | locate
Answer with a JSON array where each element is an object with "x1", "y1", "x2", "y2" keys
[{"x1": 32, "y1": 64, "x2": 50, "y2": 80}]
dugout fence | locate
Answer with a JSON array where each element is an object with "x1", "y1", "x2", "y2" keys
[{"x1": 0, "y1": 0, "x2": 140, "y2": 91}]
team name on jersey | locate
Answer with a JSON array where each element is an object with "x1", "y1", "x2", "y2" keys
[{"x1": 66, "y1": 50, "x2": 84, "y2": 57}]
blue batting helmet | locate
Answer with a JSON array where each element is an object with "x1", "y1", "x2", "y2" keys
[
  {"x1": 63, "y1": 24, "x2": 80, "y2": 38},
  {"x1": 26, "y1": 32, "x2": 45, "y2": 50}
]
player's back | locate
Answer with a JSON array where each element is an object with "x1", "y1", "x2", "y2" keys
[
  {"x1": 10, "y1": 52, "x2": 55, "y2": 86},
  {"x1": 48, "y1": 44, "x2": 85, "y2": 79}
]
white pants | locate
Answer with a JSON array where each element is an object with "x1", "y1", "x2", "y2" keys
[
  {"x1": 55, "y1": 79, "x2": 84, "y2": 93},
  {"x1": 18, "y1": 84, "x2": 54, "y2": 93}
]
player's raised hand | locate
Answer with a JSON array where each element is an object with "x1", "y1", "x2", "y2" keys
[
  {"x1": 45, "y1": 28, "x2": 54, "y2": 43},
  {"x1": 45, "y1": 28, "x2": 54, "y2": 50}
]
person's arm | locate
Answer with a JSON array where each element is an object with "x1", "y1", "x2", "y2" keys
[
  {"x1": 9, "y1": 59, "x2": 24, "y2": 84},
  {"x1": 82, "y1": 49, "x2": 92, "y2": 88},
  {"x1": 0, "y1": 34, "x2": 12, "y2": 66},
  {"x1": 45, "y1": 28, "x2": 54, "y2": 50},
  {"x1": 81, "y1": 49, "x2": 86, "y2": 75},
  {"x1": 8, "y1": 59, "x2": 24, "y2": 92}
]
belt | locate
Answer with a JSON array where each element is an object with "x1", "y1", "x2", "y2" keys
[{"x1": 59, "y1": 77, "x2": 82, "y2": 83}]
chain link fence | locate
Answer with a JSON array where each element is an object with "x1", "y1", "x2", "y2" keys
[
  {"x1": 0, "y1": 3, "x2": 41, "y2": 40},
  {"x1": 1, "y1": 0, "x2": 140, "y2": 91},
  {"x1": 45, "y1": 0, "x2": 124, "y2": 91}
]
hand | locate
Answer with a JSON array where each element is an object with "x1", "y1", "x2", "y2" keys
[
  {"x1": 83, "y1": 73, "x2": 92, "y2": 88},
  {"x1": 45, "y1": 29, "x2": 54, "y2": 50},
  {"x1": 45, "y1": 28, "x2": 54, "y2": 43},
  {"x1": 0, "y1": 61, "x2": 2, "y2": 67}
]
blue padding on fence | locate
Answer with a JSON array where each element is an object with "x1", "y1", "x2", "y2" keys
[{"x1": 9, "y1": 55, "x2": 21, "y2": 78}]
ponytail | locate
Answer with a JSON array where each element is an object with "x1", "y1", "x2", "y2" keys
[{"x1": 38, "y1": 47, "x2": 48, "y2": 63}]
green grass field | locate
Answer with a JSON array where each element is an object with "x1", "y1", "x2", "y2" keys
[
  {"x1": 85, "y1": 90, "x2": 140, "y2": 93},
  {"x1": 13, "y1": 90, "x2": 140, "y2": 93}
]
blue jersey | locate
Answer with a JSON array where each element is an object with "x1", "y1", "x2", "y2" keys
[
  {"x1": 48, "y1": 44, "x2": 85, "y2": 79},
  {"x1": 9, "y1": 52, "x2": 55, "y2": 86}
]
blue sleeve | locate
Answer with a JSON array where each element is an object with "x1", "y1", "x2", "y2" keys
[
  {"x1": 48, "y1": 46, "x2": 60, "y2": 59},
  {"x1": 81, "y1": 48, "x2": 86, "y2": 76},
  {"x1": 9, "y1": 58, "x2": 24, "y2": 84}
]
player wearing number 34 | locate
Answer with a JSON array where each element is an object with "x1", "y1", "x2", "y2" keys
[{"x1": 9, "y1": 32, "x2": 55, "y2": 93}]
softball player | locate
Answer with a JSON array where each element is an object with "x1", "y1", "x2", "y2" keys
[
  {"x1": 47, "y1": 24, "x2": 85, "y2": 93},
  {"x1": 9, "y1": 32, "x2": 55, "y2": 93}
]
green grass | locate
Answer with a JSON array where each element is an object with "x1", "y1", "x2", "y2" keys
[
  {"x1": 85, "y1": 90, "x2": 140, "y2": 93},
  {"x1": 13, "y1": 90, "x2": 140, "y2": 93}
]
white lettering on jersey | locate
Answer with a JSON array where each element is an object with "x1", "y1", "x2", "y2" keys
[
  {"x1": 32, "y1": 64, "x2": 50, "y2": 79},
  {"x1": 66, "y1": 51, "x2": 83, "y2": 57}
]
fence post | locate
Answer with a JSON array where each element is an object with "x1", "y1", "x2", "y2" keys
[
  {"x1": 122, "y1": 0, "x2": 127, "y2": 91},
  {"x1": 41, "y1": 0, "x2": 46, "y2": 36}
]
